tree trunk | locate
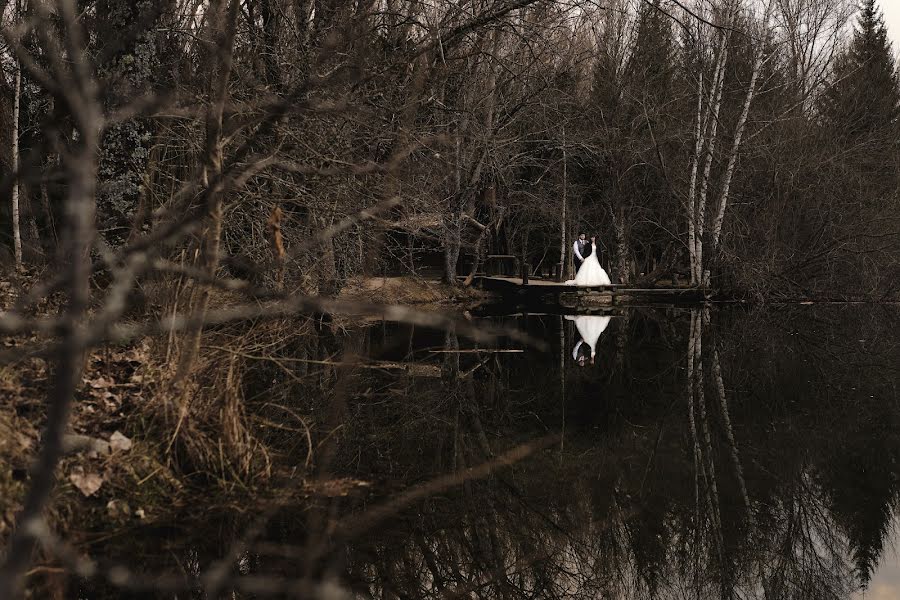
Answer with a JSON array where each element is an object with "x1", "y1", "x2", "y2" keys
[
  {"x1": 40, "y1": 177, "x2": 57, "y2": 249},
  {"x1": 259, "y1": 0, "x2": 282, "y2": 90},
  {"x1": 294, "y1": 0, "x2": 311, "y2": 47},
  {"x1": 463, "y1": 209, "x2": 503, "y2": 286},
  {"x1": 708, "y1": 1, "x2": 773, "y2": 285},
  {"x1": 712, "y1": 344, "x2": 753, "y2": 523},
  {"x1": 695, "y1": 18, "x2": 732, "y2": 285},
  {"x1": 614, "y1": 205, "x2": 629, "y2": 284},
  {"x1": 560, "y1": 126, "x2": 567, "y2": 280},
  {"x1": 559, "y1": 314, "x2": 566, "y2": 454},
  {"x1": 444, "y1": 215, "x2": 462, "y2": 284},
  {"x1": 11, "y1": 57, "x2": 21, "y2": 267},
  {"x1": 318, "y1": 215, "x2": 338, "y2": 294},
  {"x1": 686, "y1": 73, "x2": 704, "y2": 284},
  {"x1": 447, "y1": 95, "x2": 470, "y2": 285},
  {"x1": 174, "y1": 0, "x2": 239, "y2": 383},
  {"x1": 686, "y1": 310, "x2": 701, "y2": 516}
]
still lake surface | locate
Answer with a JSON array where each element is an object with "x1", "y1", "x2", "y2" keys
[{"x1": 82, "y1": 304, "x2": 900, "y2": 598}]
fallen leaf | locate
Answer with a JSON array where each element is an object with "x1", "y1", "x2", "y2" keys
[
  {"x1": 106, "y1": 500, "x2": 131, "y2": 519},
  {"x1": 62, "y1": 434, "x2": 110, "y2": 457},
  {"x1": 69, "y1": 469, "x2": 104, "y2": 497},
  {"x1": 15, "y1": 433, "x2": 33, "y2": 451},
  {"x1": 109, "y1": 431, "x2": 132, "y2": 452},
  {"x1": 88, "y1": 377, "x2": 112, "y2": 389}
]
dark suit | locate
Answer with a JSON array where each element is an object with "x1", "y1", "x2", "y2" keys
[{"x1": 574, "y1": 240, "x2": 591, "y2": 269}]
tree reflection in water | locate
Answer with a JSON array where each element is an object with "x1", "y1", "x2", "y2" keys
[
  {"x1": 62, "y1": 306, "x2": 900, "y2": 598},
  {"x1": 332, "y1": 306, "x2": 899, "y2": 600}
]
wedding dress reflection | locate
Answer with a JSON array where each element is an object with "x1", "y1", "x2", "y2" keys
[{"x1": 566, "y1": 315, "x2": 611, "y2": 366}]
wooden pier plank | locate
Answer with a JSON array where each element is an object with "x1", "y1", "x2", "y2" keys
[{"x1": 471, "y1": 275, "x2": 711, "y2": 306}]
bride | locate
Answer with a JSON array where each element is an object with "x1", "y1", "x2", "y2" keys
[
  {"x1": 566, "y1": 236, "x2": 611, "y2": 286},
  {"x1": 566, "y1": 315, "x2": 612, "y2": 364}
]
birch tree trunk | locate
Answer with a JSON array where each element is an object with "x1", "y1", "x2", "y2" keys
[
  {"x1": 712, "y1": 344, "x2": 753, "y2": 523},
  {"x1": 695, "y1": 19, "x2": 732, "y2": 285},
  {"x1": 707, "y1": 1, "x2": 773, "y2": 286},
  {"x1": 686, "y1": 73, "x2": 704, "y2": 284},
  {"x1": 686, "y1": 310, "x2": 701, "y2": 521}
]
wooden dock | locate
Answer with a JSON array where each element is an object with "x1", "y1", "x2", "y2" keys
[{"x1": 472, "y1": 275, "x2": 711, "y2": 309}]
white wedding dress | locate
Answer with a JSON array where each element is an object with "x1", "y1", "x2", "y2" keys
[
  {"x1": 566, "y1": 245, "x2": 611, "y2": 286},
  {"x1": 566, "y1": 315, "x2": 611, "y2": 359}
]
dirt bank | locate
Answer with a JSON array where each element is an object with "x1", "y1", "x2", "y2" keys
[{"x1": 339, "y1": 276, "x2": 490, "y2": 307}]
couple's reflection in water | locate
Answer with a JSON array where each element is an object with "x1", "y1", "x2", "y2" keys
[{"x1": 566, "y1": 314, "x2": 611, "y2": 366}]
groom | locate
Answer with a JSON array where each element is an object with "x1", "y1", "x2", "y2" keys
[{"x1": 572, "y1": 233, "x2": 589, "y2": 270}]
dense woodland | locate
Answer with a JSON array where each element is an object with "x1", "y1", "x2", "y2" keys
[
  {"x1": 0, "y1": 0, "x2": 898, "y2": 297},
  {"x1": 0, "y1": 0, "x2": 899, "y2": 597}
]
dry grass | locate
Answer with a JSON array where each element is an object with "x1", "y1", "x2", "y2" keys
[
  {"x1": 147, "y1": 337, "x2": 276, "y2": 486},
  {"x1": 1, "y1": 269, "x2": 487, "y2": 510},
  {"x1": 340, "y1": 276, "x2": 485, "y2": 306},
  {"x1": 0, "y1": 267, "x2": 493, "y2": 590}
]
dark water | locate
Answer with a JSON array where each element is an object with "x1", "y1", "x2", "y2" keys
[{"x1": 83, "y1": 305, "x2": 900, "y2": 598}]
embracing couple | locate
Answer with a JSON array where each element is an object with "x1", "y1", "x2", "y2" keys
[{"x1": 566, "y1": 233, "x2": 611, "y2": 286}]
